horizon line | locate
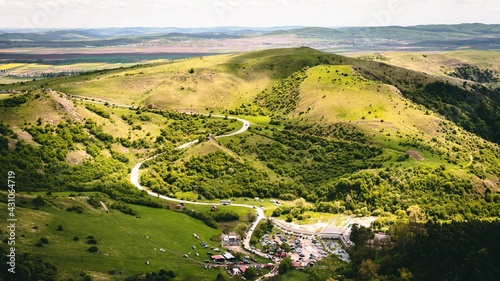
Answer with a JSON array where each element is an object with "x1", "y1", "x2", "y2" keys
[{"x1": 0, "y1": 22, "x2": 496, "y2": 31}]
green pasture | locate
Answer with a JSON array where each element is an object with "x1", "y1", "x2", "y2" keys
[{"x1": 0, "y1": 193, "x2": 223, "y2": 280}]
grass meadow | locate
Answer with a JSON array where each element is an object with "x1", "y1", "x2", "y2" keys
[{"x1": 0, "y1": 192, "x2": 225, "y2": 280}]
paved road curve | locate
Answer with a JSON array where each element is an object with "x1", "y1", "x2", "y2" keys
[{"x1": 130, "y1": 115, "x2": 266, "y2": 255}]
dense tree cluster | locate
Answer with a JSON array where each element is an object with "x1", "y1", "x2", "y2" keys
[
  {"x1": 407, "y1": 81, "x2": 500, "y2": 144},
  {"x1": 111, "y1": 203, "x2": 137, "y2": 216},
  {"x1": 340, "y1": 220, "x2": 500, "y2": 281},
  {"x1": 0, "y1": 121, "x2": 125, "y2": 191},
  {"x1": 0, "y1": 93, "x2": 29, "y2": 107},
  {"x1": 255, "y1": 68, "x2": 308, "y2": 115},
  {"x1": 0, "y1": 249, "x2": 57, "y2": 281},
  {"x1": 144, "y1": 150, "x2": 273, "y2": 199},
  {"x1": 448, "y1": 64, "x2": 500, "y2": 83},
  {"x1": 323, "y1": 166, "x2": 499, "y2": 221},
  {"x1": 85, "y1": 104, "x2": 110, "y2": 118},
  {"x1": 143, "y1": 118, "x2": 499, "y2": 220},
  {"x1": 184, "y1": 209, "x2": 241, "y2": 229}
]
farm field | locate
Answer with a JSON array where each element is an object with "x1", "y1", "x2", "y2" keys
[{"x1": 0, "y1": 51, "x2": 216, "y2": 84}]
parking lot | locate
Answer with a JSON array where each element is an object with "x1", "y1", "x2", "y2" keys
[
  {"x1": 288, "y1": 235, "x2": 329, "y2": 266},
  {"x1": 257, "y1": 231, "x2": 329, "y2": 267}
]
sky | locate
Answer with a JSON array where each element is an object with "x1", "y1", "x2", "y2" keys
[{"x1": 0, "y1": 0, "x2": 498, "y2": 30}]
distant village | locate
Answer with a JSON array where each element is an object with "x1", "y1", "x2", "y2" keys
[{"x1": 0, "y1": 69, "x2": 85, "y2": 81}]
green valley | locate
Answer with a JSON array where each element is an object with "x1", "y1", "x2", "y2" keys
[{"x1": 1, "y1": 46, "x2": 500, "y2": 281}]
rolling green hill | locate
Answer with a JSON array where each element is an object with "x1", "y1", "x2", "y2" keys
[
  {"x1": 2, "y1": 47, "x2": 499, "y2": 205},
  {"x1": 1, "y1": 47, "x2": 499, "y2": 280}
]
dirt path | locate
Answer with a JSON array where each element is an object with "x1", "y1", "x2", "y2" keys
[{"x1": 99, "y1": 201, "x2": 109, "y2": 212}]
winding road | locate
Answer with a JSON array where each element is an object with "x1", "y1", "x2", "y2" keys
[{"x1": 130, "y1": 115, "x2": 265, "y2": 254}]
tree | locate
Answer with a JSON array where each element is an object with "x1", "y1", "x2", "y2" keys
[
  {"x1": 407, "y1": 205, "x2": 425, "y2": 222},
  {"x1": 398, "y1": 267, "x2": 413, "y2": 281},
  {"x1": 264, "y1": 218, "x2": 274, "y2": 233},
  {"x1": 272, "y1": 209, "x2": 281, "y2": 217},
  {"x1": 280, "y1": 242, "x2": 291, "y2": 253},
  {"x1": 309, "y1": 270, "x2": 321, "y2": 281},
  {"x1": 233, "y1": 252, "x2": 243, "y2": 260},
  {"x1": 350, "y1": 224, "x2": 372, "y2": 245},
  {"x1": 215, "y1": 273, "x2": 227, "y2": 281},
  {"x1": 244, "y1": 267, "x2": 258, "y2": 279},
  {"x1": 279, "y1": 257, "x2": 292, "y2": 274},
  {"x1": 246, "y1": 210, "x2": 256, "y2": 222},
  {"x1": 358, "y1": 259, "x2": 379, "y2": 281},
  {"x1": 234, "y1": 223, "x2": 248, "y2": 240},
  {"x1": 294, "y1": 198, "x2": 306, "y2": 209},
  {"x1": 57, "y1": 225, "x2": 63, "y2": 231},
  {"x1": 158, "y1": 269, "x2": 176, "y2": 278}
]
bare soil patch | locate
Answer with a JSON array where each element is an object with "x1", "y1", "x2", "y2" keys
[
  {"x1": 65, "y1": 150, "x2": 91, "y2": 165},
  {"x1": 358, "y1": 120, "x2": 398, "y2": 131},
  {"x1": 407, "y1": 150, "x2": 424, "y2": 161},
  {"x1": 48, "y1": 90, "x2": 83, "y2": 122},
  {"x1": 13, "y1": 127, "x2": 34, "y2": 142}
]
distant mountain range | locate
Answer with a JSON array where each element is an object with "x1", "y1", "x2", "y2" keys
[
  {"x1": 270, "y1": 23, "x2": 500, "y2": 41},
  {"x1": 0, "y1": 26, "x2": 304, "y2": 36},
  {"x1": 0, "y1": 24, "x2": 498, "y2": 50}
]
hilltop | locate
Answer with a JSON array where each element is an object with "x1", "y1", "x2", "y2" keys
[
  {"x1": 1, "y1": 47, "x2": 499, "y2": 212},
  {"x1": 5, "y1": 47, "x2": 500, "y2": 143}
]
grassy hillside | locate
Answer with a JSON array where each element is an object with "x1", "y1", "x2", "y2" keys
[
  {"x1": 3, "y1": 48, "x2": 498, "y2": 144},
  {"x1": 1, "y1": 47, "x2": 499, "y2": 280},
  {"x1": 0, "y1": 192, "x2": 223, "y2": 281},
  {"x1": 14, "y1": 47, "x2": 496, "y2": 144},
  {"x1": 0, "y1": 88, "x2": 243, "y2": 193},
  {"x1": 52, "y1": 54, "x2": 273, "y2": 111},
  {"x1": 1, "y1": 47, "x2": 498, "y2": 204},
  {"x1": 359, "y1": 50, "x2": 500, "y2": 81}
]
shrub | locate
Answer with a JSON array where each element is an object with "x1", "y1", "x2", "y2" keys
[
  {"x1": 32, "y1": 195, "x2": 45, "y2": 207},
  {"x1": 87, "y1": 239, "x2": 97, "y2": 244},
  {"x1": 87, "y1": 246, "x2": 99, "y2": 253}
]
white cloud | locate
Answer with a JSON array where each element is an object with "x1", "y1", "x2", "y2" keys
[{"x1": 0, "y1": 0, "x2": 498, "y2": 28}]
